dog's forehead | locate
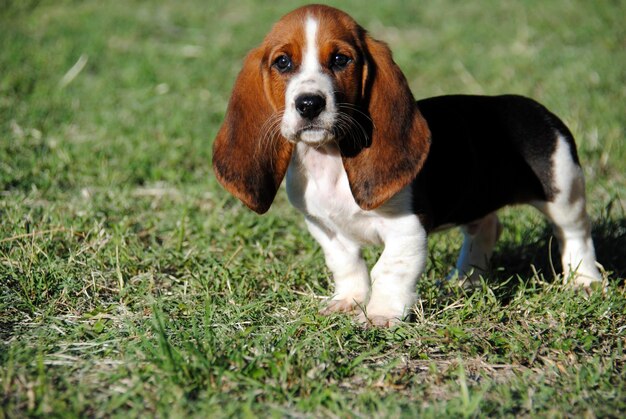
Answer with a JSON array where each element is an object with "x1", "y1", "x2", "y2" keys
[{"x1": 265, "y1": 5, "x2": 360, "y2": 49}]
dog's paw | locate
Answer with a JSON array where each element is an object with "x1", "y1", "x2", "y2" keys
[
  {"x1": 570, "y1": 273, "x2": 601, "y2": 287},
  {"x1": 568, "y1": 272, "x2": 606, "y2": 296},
  {"x1": 356, "y1": 311, "x2": 402, "y2": 328},
  {"x1": 445, "y1": 267, "x2": 489, "y2": 290},
  {"x1": 445, "y1": 270, "x2": 481, "y2": 290},
  {"x1": 319, "y1": 296, "x2": 365, "y2": 315},
  {"x1": 356, "y1": 302, "x2": 406, "y2": 328},
  {"x1": 356, "y1": 293, "x2": 415, "y2": 328}
]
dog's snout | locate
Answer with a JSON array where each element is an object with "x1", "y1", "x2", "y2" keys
[{"x1": 295, "y1": 94, "x2": 326, "y2": 119}]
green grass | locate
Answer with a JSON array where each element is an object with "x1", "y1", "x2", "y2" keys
[{"x1": 1, "y1": 0, "x2": 625, "y2": 416}]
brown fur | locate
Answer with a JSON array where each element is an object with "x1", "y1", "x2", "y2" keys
[{"x1": 212, "y1": 47, "x2": 293, "y2": 214}]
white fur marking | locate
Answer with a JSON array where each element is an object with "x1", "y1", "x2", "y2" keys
[
  {"x1": 280, "y1": 17, "x2": 337, "y2": 145},
  {"x1": 286, "y1": 142, "x2": 427, "y2": 324},
  {"x1": 535, "y1": 134, "x2": 601, "y2": 285},
  {"x1": 303, "y1": 17, "x2": 320, "y2": 74}
]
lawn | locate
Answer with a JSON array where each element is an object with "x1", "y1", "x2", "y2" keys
[{"x1": 1, "y1": 0, "x2": 625, "y2": 416}]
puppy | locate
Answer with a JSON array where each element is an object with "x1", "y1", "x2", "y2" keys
[{"x1": 212, "y1": 5, "x2": 602, "y2": 326}]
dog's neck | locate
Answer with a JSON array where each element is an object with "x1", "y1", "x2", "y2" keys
[{"x1": 291, "y1": 142, "x2": 345, "y2": 188}]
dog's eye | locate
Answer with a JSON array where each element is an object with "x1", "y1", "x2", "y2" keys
[
  {"x1": 274, "y1": 55, "x2": 293, "y2": 73},
  {"x1": 331, "y1": 54, "x2": 351, "y2": 70}
]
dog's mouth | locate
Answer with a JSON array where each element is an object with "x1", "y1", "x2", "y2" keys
[
  {"x1": 294, "y1": 125, "x2": 335, "y2": 145},
  {"x1": 298, "y1": 124, "x2": 328, "y2": 134}
]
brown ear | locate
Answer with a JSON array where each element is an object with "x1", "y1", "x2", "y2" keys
[
  {"x1": 212, "y1": 48, "x2": 293, "y2": 214},
  {"x1": 341, "y1": 34, "x2": 431, "y2": 210}
]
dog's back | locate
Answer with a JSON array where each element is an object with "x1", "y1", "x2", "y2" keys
[{"x1": 415, "y1": 95, "x2": 578, "y2": 229}]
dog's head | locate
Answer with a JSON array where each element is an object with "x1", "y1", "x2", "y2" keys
[{"x1": 212, "y1": 5, "x2": 431, "y2": 213}]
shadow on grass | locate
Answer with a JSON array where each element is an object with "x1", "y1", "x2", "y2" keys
[
  {"x1": 488, "y1": 216, "x2": 626, "y2": 299},
  {"x1": 590, "y1": 217, "x2": 626, "y2": 281}
]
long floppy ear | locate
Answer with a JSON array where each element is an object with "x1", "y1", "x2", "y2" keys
[
  {"x1": 341, "y1": 34, "x2": 431, "y2": 210},
  {"x1": 212, "y1": 48, "x2": 293, "y2": 214}
]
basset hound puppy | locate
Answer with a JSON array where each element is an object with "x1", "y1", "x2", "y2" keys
[{"x1": 213, "y1": 4, "x2": 602, "y2": 326}]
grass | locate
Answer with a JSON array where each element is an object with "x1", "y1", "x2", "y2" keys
[{"x1": 1, "y1": 0, "x2": 625, "y2": 416}]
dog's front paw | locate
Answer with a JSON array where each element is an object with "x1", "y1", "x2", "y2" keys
[
  {"x1": 320, "y1": 294, "x2": 366, "y2": 315},
  {"x1": 355, "y1": 291, "x2": 415, "y2": 327},
  {"x1": 356, "y1": 311, "x2": 403, "y2": 328},
  {"x1": 356, "y1": 303, "x2": 407, "y2": 328}
]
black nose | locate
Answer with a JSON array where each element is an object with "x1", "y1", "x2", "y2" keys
[{"x1": 295, "y1": 94, "x2": 326, "y2": 119}]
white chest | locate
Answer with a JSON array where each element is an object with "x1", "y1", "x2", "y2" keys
[{"x1": 286, "y1": 144, "x2": 394, "y2": 245}]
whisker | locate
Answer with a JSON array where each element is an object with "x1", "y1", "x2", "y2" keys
[
  {"x1": 337, "y1": 102, "x2": 374, "y2": 127},
  {"x1": 335, "y1": 109, "x2": 370, "y2": 149},
  {"x1": 256, "y1": 116, "x2": 277, "y2": 157},
  {"x1": 255, "y1": 112, "x2": 286, "y2": 169}
]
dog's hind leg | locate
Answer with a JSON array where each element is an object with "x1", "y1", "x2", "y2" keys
[
  {"x1": 533, "y1": 134, "x2": 602, "y2": 286},
  {"x1": 451, "y1": 212, "x2": 503, "y2": 286}
]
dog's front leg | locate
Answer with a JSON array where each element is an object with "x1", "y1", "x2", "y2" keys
[
  {"x1": 305, "y1": 218, "x2": 371, "y2": 314},
  {"x1": 359, "y1": 217, "x2": 428, "y2": 327}
]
